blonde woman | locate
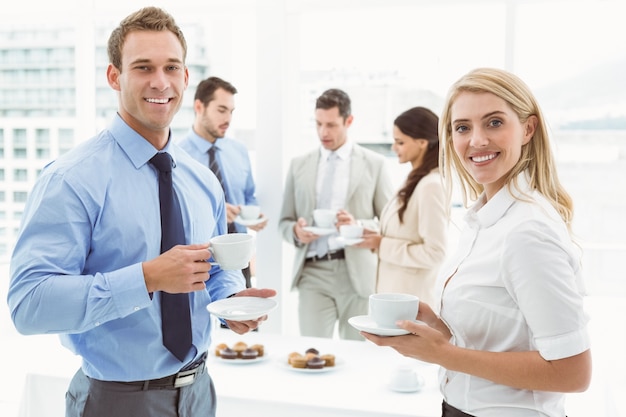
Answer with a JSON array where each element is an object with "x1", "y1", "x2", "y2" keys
[
  {"x1": 358, "y1": 106, "x2": 448, "y2": 306},
  {"x1": 362, "y1": 68, "x2": 591, "y2": 417}
]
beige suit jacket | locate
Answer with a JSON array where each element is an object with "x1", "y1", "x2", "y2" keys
[
  {"x1": 278, "y1": 144, "x2": 394, "y2": 297},
  {"x1": 376, "y1": 171, "x2": 448, "y2": 306}
]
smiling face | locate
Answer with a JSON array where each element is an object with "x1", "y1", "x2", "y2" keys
[
  {"x1": 194, "y1": 87, "x2": 235, "y2": 143},
  {"x1": 107, "y1": 30, "x2": 189, "y2": 149},
  {"x1": 450, "y1": 91, "x2": 536, "y2": 199}
]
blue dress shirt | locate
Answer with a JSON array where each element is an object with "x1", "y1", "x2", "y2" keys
[
  {"x1": 178, "y1": 130, "x2": 258, "y2": 233},
  {"x1": 8, "y1": 114, "x2": 245, "y2": 381}
]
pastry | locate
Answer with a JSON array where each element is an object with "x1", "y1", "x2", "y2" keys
[
  {"x1": 320, "y1": 354, "x2": 335, "y2": 367},
  {"x1": 306, "y1": 356, "x2": 326, "y2": 369},
  {"x1": 219, "y1": 347, "x2": 237, "y2": 360},
  {"x1": 241, "y1": 347, "x2": 259, "y2": 360},
  {"x1": 232, "y1": 341, "x2": 248, "y2": 357},
  {"x1": 250, "y1": 344, "x2": 265, "y2": 357},
  {"x1": 214, "y1": 343, "x2": 228, "y2": 357},
  {"x1": 287, "y1": 348, "x2": 336, "y2": 369},
  {"x1": 288, "y1": 352, "x2": 303, "y2": 364},
  {"x1": 290, "y1": 356, "x2": 308, "y2": 368}
]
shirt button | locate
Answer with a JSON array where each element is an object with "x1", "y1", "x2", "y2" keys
[
  {"x1": 133, "y1": 306, "x2": 140, "y2": 311},
  {"x1": 95, "y1": 322, "x2": 101, "y2": 326}
]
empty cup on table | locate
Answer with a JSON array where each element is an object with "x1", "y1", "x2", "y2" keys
[
  {"x1": 390, "y1": 366, "x2": 420, "y2": 390},
  {"x1": 209, "y1": 233, "x2": 255, "y2": 270},
  {"x1": 369, "y1": 293, "x2": 419, "y2": 328},
  {"x1": 239, "y1": 205, "x2": 261, "y2": 220},
  {"x1": 313, "y1": 209, "x2": 337, "y2": 228},
  {"x1": 339, "y1": 224, "x2": 363, "y2": 239}
]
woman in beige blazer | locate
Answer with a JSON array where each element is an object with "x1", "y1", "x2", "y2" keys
[{"x1": 358, "y1": 107, "x2": 448, "y2": 306}]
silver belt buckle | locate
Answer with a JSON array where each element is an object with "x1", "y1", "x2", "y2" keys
[{"x1": 173, "y1": 366, "x2": 200, "y2": 388}]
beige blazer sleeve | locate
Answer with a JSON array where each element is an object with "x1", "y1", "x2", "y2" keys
[
  {"x1": 378, "y1": 172, "x2": 448, "y2": 269},
  {"x1": 278, "y1": 150, "x2": 318, "y2": 290},
  {"x1": 376, "y1": 171, "x2": 448, "y2": 305}
]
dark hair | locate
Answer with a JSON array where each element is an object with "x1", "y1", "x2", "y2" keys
[
  {"x1": 395, "y1": 106, "x2": 440, "y2": 223},
  {"x1": 194, "y1": 76, "x2": 238, "y2": 105},
  {"x1": 315, "y1": 88, "x2": 351, "y2": 119},
  {"x1": 107, "y1": 7, "x2": 187, "y2": 70}
]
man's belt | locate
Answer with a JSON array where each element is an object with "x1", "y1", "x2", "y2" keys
[
  {"x1": 114, "y1": 352, "x2": 207, "y2": 390},
  {"x1": 305, "y1": 249, "x2": 345, "y2": 263}
]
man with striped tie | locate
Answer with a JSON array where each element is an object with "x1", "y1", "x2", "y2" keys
[{"x1": 179, "y1": 77, "x2": 267, "y2": 290}]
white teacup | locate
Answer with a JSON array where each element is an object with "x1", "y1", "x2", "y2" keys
[
  {"x1": 390, "y1": 366, "x2": 421, "y2": 391},
  {"x1": 313, "y1": 209, "x2": 336, "y2": 228},
  {"x1": 369, "y1": 293, "x2": 419, "y2": 329},
  {"x1": 239, "y1": 205, "x2": 261, "y2": 220},
  {"x1": 340, "y1": 224, "x2": 363, "y2": 239},
  {"x1": 209, "y1": 233, "x2": 255, "y2": 270}
]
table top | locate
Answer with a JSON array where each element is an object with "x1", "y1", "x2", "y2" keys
[{"x1": 207, "y1": 328, "x2": 442, "y2": 417}]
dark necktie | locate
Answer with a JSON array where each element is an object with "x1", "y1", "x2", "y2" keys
[
  {"x1": 208, "y1": 146, "x2": 225, "y2": 192},
  {"x1": 208, "y1": 146, "x2": 236, "y2": 233},
  {"x1": 149, "y1": 152, "x2": 192, "y2": 362}
]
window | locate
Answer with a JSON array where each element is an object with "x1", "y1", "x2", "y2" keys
[
  {"x1": 36, "y1": 128, "x2": 50, "y2": 145},
  {"x1": 13, "y1": 169, "x2": 28, "y2": 182},
  {"x1": 13, "y1": 148, "x2": 27, "y2": 158},
  {"x1": 13, "y1": 128, "x2": 27, "y2": 145},
  {"x1": 13, "y1": 191, "x2": 28, "y2": 203}
]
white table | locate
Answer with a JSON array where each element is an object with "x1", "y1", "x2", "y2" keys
[
  {"x1": 17, "y1": 303, "x2": 624, "y2": 417},
  {"x1": 208, "y1": 328, "x2": 442, "y2": 417},
  {"x1": 17, "y1": 329, "x2": 442, "y2": 417}
]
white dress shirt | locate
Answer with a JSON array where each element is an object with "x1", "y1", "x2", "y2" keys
[
  {"x1": 435, "y1": 173, "x2": 590, "y2": 416},
  {"x1": 307, "y1": 142, "x2": 353, "y2": 256}
]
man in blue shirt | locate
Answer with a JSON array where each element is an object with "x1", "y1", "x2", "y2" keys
[
  {"x1": 7, "y1": 7, "x2": 275, "y2": 417},
  {"x1": 178, "y1": 76, "x2": 268, "y2": 289}
]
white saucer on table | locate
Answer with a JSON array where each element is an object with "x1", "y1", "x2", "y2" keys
[
  {"x1": 234, "y1": 215, "x2": 267, "y2": 227},
  {"x1": 302, "y1": 226, "x2": 336, "y2": 236},
  {"x1": 336, "y1": 236, "x2": 364, "y2": 246},
  {"x1": 206, "y1": 297, "x2": 278, "y2": 321},
  {"x1": 348, "y1": 315, "x2": 426, "y2": 337},
  {"x1": 214, "y1": 354, "x2": 270, "y2": 365}
]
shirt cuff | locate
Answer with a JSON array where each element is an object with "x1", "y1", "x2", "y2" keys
[{"x1": 535, "y1": 326, "x2": 591, "y2": 360}]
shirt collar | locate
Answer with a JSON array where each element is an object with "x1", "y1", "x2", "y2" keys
[
  {"x1": 320, "y1": 140, "x2": 353, "y2": 161},
  {"x1": 464, "y1": 172, "x2": 532, "y2": 229},
  {"x1": 110, "y1": 113, "x2": 178, "y2": 169},
  {"x1": 184, "y1": 128, "x2": 223, "y2": 154}
]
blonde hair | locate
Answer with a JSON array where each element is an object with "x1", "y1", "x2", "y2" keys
[{"x1": 438, "y1": 68, "x2": 573, "y2": 228}]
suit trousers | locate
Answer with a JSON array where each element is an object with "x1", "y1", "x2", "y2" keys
[
  {"x1": 65, "y1": 367, "x2": 217, "y2": 417},
  {"x1": 297, "y1": 258, "x2": 368, "y2": 340}
]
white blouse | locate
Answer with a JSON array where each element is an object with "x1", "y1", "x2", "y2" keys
[{"x1": 435, "y1": 174, "x2": 590, "y2": 417}]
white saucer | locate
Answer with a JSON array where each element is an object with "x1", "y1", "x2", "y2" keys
[
  {"x1": 336, "y1": 236, "x2": 364, "y2": 246},
  {"x1": 207, "y1": 297, "x2": 278, "y2": 321},
  {"x1": 348, "y1": 315, "x2": 425, "y2": 336},
  {"x1": 234, "y1": 215, "x2": 267, "y2": 227},
  {"x1": 302, "y1": 226, "x2": 336, "y2": 236},
  {"x1": 215, "y1": 354, "x2": 269, "y2": 365}
]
